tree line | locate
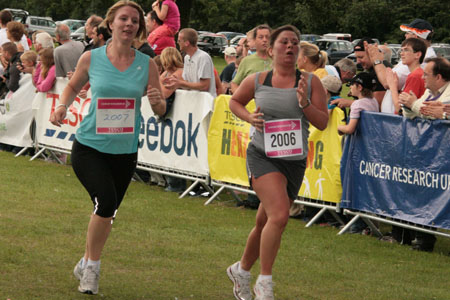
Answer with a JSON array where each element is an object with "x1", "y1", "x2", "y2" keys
[{"x1": 1, "y1": 0, "x2": 449, "y2": 43}]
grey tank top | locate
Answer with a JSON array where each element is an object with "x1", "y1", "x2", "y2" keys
[{"x1": 250, "y1": 71, "x2": 312, "y2": 160}]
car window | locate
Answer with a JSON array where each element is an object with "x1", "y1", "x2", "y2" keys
[
  {"x1": 203, "y1": 37, "x2": 213, "y2": 43},
  {"x1": 49, "y1": 21, "x2": 56, "y2": 28},
  {"x1": 38, "y1": 19, "x2": 47, "y2": 26},
  {"x1": 329, "y1": 42, "x2": 337, "y2": 50},
  {"x1": 316, "y1": 41, "x2": 330, "y2": 51},
  {"x1": 31, "y1": 18, "x2": 37, "y2": 25}
]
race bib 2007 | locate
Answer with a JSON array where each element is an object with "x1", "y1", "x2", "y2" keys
[
  {"x1": 96, "y1": 98, "x2": 135, "y2": 134},
  {"x1": 264, "y1": 119, "x2": 303, "y2": 158}
]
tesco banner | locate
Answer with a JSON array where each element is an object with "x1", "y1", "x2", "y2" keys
[
  {"x1": 33, "y1": 78, "x2": 91, "y2": 151},
  {"x1": 0, "y1": 74, "x2": 36, "y2": 147},
  {"x1": 341, "y1": 112, "x2": 450, "y2": 230}
]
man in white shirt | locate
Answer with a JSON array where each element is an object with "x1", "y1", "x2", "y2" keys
[{"x1": 164, "y1": 28, "x2": 216, "y2": 98}]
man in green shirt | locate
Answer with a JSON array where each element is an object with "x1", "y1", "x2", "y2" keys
[{"x1": 231, "y1": 24, "x2": 272, "y2": 94}]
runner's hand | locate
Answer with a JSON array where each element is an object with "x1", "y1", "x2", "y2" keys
[
  {"x1": 296, "y1": 74, "x2": 310, "y2": 107},
  {"x1": 50, "y1": 106, "x2": 67, "y2": 127},
  {"x1": 147, "y1": 84, "x2": 163, "y2": 106},
  {"x1": 249, "y1": 106, "x2": 264, "y2": 132}
]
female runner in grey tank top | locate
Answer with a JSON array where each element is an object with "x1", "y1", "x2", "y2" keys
[{"x1": 227, "y1": 25, "x2": 329, "y2": 300}]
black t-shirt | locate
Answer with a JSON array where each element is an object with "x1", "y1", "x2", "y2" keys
[
  {"x1": 138, "y1": 42, "x2": 156, "y2": 58},
  {"x1": 368, "y1": 60, "x2": 392, "y2": 92},
  {"x1": 220, "y1": 62, "x2": 236, "y2": 83}
]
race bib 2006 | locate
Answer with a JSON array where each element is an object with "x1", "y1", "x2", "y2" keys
[
  {"x1": 264, "y1": 119, "x2": 303, "y2": 158},
  {"x1": 96, "y1": 98, "x2": 135, "y2": 134}
]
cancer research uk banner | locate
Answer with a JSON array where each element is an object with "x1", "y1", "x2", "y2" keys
[
  {"x1": 341, "y1": 112, "x2": 450, "y2": 229},
  {"x1": 0, "y1": 74, "x2": 36, "y2": 147},
  {"x1": 138, "y1": 89, "x2": 213, "y2": 177}
]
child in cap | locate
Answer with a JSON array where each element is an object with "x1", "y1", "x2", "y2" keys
[
  {"x1": 320, "y1": 75, "x2": 342, "y2": 113},
  {"x1": 338, "y1": 72, "x2": 379, "y2": 135}
]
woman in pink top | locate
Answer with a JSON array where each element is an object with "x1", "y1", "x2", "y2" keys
[
  {"x1": 35, "y1": 48, "x2": 56, "y2": 92},
  {"x1": 151, "y1": 0, "x2": 180, "y2": 37}
]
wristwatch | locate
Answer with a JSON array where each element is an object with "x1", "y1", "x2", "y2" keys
[{"x1": 374, "y1": 59, "x2": 382, "y2": 66}]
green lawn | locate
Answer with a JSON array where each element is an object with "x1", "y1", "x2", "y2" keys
[
  {"x1": 0, "y1": 151, "x2": 449, "y2": 300},
  {"x1": 213, "y1": 56, "x2": 227, "y2": 74}
]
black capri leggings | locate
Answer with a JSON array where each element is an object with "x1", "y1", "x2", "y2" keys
[{"x1": 71, "y1": 139, "x2": 137, "y2": 218}]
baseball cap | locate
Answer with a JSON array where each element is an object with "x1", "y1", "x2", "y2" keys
[
  {"x1": 35, "y1": 32, "x2": 54, "y2": 49},
  {"x1": 224, "y1": 46, "x2": 237, "y2": 56},
  {"x1": 353, "y1": 38, "x2": 375, "y2": 52},
  {"x1": 347, "y1": 72, "x2": 377, "y2": 90},
  {"x1": 321, "y1": 75, "x2": 342, "y2": 94},
  {"x1": 400, "y1": 19, "x2": 433, "y2": 39}
]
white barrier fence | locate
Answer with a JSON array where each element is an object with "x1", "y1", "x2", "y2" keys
[
  {"x1": 0, "y1": 74, "x2": 35, "y2": 151},
  {"x1": 24, "y1": 78, "x2": 213, "y2": 196}
]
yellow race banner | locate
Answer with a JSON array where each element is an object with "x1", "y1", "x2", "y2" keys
[
  {"x1": 208, "y1": 95, "x2": 345, "y2": 202},
  {"x1": 208, "y1": 95, "x2": 255, "y2": 187},
  {"x1": 299, "y1": 108, "x2": 346, "y2": 203}
]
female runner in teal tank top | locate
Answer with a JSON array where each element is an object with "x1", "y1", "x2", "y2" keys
[
  {"x1": 227, "y1": 25, "x2": 329, "y2": 300},
  {"x1": 50, "y1": 0, "x2": 166, "y2": 295}
]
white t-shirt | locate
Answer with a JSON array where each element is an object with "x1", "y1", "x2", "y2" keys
[
  {"x1": 381, "y1": 46, "x2": 436, "y2": 114},
  {"x1": 182, "y1": 49, "x2": 216, "y2": 98}
]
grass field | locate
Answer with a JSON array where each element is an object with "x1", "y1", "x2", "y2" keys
[{"x1": 0, "y1": 151, "x2": 449, "y2": 300}]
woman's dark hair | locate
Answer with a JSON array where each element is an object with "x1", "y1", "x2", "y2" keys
[{"x1": 269, "y1": 25, "x2": 300, "y2": 48}]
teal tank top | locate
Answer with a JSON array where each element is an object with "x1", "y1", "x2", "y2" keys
[{"x1": 76, "y1": 46, "x2": 149, "y2": 154}]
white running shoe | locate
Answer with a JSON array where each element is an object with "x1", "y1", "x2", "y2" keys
[
  {"x1": 78, "y1": 265, "x2": 99, "y2": 295},
  {"x1": 254, "y1": 278, "x2": 274, "y2": 300},
  {"x1": 73, "y1": 259, "x2": 84, "y2": 281},
  {"x1": 227, "y1": 261, "x2": 253, "y2": 300}
]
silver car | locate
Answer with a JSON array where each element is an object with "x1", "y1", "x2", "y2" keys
[{"x1": 26, "y1": 16, "x2": 57, "y2": 37}]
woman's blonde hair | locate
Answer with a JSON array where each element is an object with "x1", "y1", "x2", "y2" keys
[
  {"x1": 300, "y1": 41, "x2": 328, "y2": 68},
  {"x1": 105, "y1": 0, "x2": 146, "y2": 42},
  {"x1": 38, "y1": 48, "x2": 54, "y2": 79},
  {"x1": 160, "y1": 47, "x2": 183, "y2": 71}
]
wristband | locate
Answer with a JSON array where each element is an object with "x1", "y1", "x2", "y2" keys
[
  {"x1": 443, "y1": 112, "x2": 447, "y2": 120},
  {"x1": 299, "y1": 98, "x2": 311, "y2": 109},
  {"x1": 56, "y1": 103, "x2": 69, "y2": 110}
]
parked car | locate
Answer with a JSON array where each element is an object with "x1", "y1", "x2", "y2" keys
[
  {"x1": 59, "y1": 19, "x2": 85, "y2": 32},
  {"x1": 352, "y1": 38, "x2": 381, "y2": 47},
  {"x1": 70, "y1": 26, "x2": 85, "y2": 42},
  {"x1": 323, "y1": 33, "x2": 351, "y2": 41},
  {"x1": 5, "y1": 8, "x2": 29, "y2": 24},
  {"x1": 197, "y1": 33, "x2": 227, "y2": 56},
  {"x1": 217, "y1": 31, "x2": 244, "y2": 44},
  {"x1": 26, "y1": 16, "x2": 57, "y2": 37},
  {"x1": 229, "y1": 34, "x2": 246, "y2": 47},
  {"x1": 197, "y1": 30, "x2": 213, "y2": 35},
  {"x1": 388, "y1": 44, "x2": 401, "y2": 65},
  {"x1": 301, "y1": 34, "x2": 321, "y2": 43},
  {"x1": 314, "y1": 39, "x2": 353, "y2": 65},
  {"x1": 432, "y1": 43, "x2": 450, "y2": 61}
]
